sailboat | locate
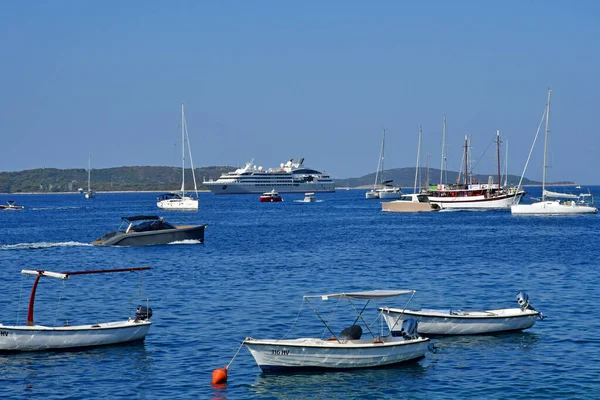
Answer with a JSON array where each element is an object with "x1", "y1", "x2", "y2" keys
[
  {"x1": 425, "y1": 120, "x2": 525, "y2": 209},
  {"x1": 365, "y1": 129, "x2": 402, "y2": 200},
  {"x1": 84, "y1": 153, "x2": 95, "y2": 199},
  {"x1": 157, "y1": 104, "x2": 199, "y2": 210},
  {"x1": 511, "y1": 89, "x2": 597, "y2": 215}
]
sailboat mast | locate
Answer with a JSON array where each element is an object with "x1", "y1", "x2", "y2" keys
[
  {"x1": 381, "y1": 129, "x2": 386, "y2": 184},
  {"x1": 542, "y1": 89, "x2": 552, "y2": 201},
  {"x1": 496, "y1": 130, "x2": 501, "y2": 189},
  {"x1": 414, "y1": 125, "x2": 422, "y2": 193},
  {"x1": 504, "y1": 139, "x2": 509, "y2": 187},
  {"x1": 440, "y1": 115, "x2": 446, "y2": 185},
  {"x1": 181, "y1": 104, "x2": 185, "y2": 194},
  {"x1": 463, "y1": 135, "x2": 469, "y2": 185},
  {"x1": 87, "y1": 153, "x2": 91, "y2": 192}
]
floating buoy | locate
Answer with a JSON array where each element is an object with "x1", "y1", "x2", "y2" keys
[{"x1": 212, "y1": 367, "x2": 228, "y2": 384}]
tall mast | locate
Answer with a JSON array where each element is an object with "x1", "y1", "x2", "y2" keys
[
  {"x1": 504, "y1": 139, "x2": 509, "y2": 187},
  {"x1": 181, "y1": 104, "x2": 185, "y2": 194},
  {"x1": 496, "y1": 130, "x2": 501, "y2": 189},
  {"x1": 542, "y1": 89, "x2": 552, "y2": 201},
  {"x1": 414, "y1": 125, "x2": 422, "y2": 193},
  {"x1": 440, "y1": 115, "x2": 446, "y2": 185},
  {"x1": 87, "y1": 153, "x2": 91, "y2": 192},
  {"x1": 463, "y1": 135, "x2": 469, "y2": 185},
  {"x1": 381, "y1": 129, "x2": 386, "y2": 184}
]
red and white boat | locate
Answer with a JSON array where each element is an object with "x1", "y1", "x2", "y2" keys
[
  {"x1": 0, "y1": 200, "x2": 24, "y2": 210},
  {"x1": 259, "y1": 189, "x2": 283, "y2": 202},
  {"x1": 0, "y1": 267, "x2": 152, "y2": 352}
]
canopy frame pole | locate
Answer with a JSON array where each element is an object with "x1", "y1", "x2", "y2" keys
[{"x1": 303, "y1": 297, "x2": 340, "y2": 343}]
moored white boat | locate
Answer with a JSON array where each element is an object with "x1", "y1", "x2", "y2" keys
[
  {"x1": 0, "y1": 267, "x2": 152, "y2": 352},
  {"x1": 511, "y1": 90, "x2": 597, "y2": 215},
  {"x1": 243, "y1": 290, "x2": 430, "y2": 372},
  {"x1": 381, "y1": 193, "x2": 440, "y2": 212},
  {"x1": 157, "y1": 104, "x2": 199, "y2": 210},
  {"x1": 380, "y1": 292, "x2": 544, "y2": 336}
]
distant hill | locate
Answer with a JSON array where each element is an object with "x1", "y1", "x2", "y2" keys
[
  {"x1": 0, "y1": 165, "x2": 560, "y2": 193},
  {"x1": 0, "y1": 166, "x2": 235, "y2": 193},
  {"x1": 336, "y1": 167, "x2": 546, "y2": 189}
]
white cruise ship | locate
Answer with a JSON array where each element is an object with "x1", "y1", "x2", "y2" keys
[{"x1": 202, "y1": 158, "x2": 335, "y2": 194}]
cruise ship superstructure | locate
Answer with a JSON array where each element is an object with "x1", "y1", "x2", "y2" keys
[{"x1": 202, "y1": 158, "x2": 335, "y2": 194}]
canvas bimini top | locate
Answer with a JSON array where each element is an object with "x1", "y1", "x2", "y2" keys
[{"x1": 305, "y1": 290, "x2": 415, "y2": 300}]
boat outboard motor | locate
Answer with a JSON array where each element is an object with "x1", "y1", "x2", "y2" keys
[
  {"x1": 516, "y1": 292, "x2": 545, "y2": 320},
  {"x1": 339, "y1": 325, "x2": 362, "y2": 340},
  {"x1": 135, "y1": 305, "x2": 153, "y2": 321},
  {"x1": 400, "y1": 318, "x2": 419, "y2": 339}
]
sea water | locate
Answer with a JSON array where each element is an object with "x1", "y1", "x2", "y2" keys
[{"x1": 1, "y1": 188, "x2": 599, "y2": 399}]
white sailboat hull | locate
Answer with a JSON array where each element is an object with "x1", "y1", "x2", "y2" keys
[
  {"x1": 365, "y1": 190, "x2": 379, "y2": 199},
  {"x1": 378, "y1": 189, "x2": 403, "y2": 199},
  {"x1": 511, "y1": 200, "x2": 597, "y2": 215},
  {"x1": 0, "y1": 320, "x2": 151, "y2": 352},
  {"x1": 157, "y1": 197, "x2": 198, "y2": 210},
  {"x1": 381, "y1": 308, "x2": 538, "y2": 335},
  {"x1": 244, "y1": 336, "x2": 429, "y2": 372},
  {"x1": 430, "y1": 191, "x2": 524, "y2": 209}
]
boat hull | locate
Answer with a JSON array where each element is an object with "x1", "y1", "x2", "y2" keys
[
  {"x1": 243, "y1": 337, "x2": 429, "y2": 372},
  {"x1": 429, "y1": 191, "x2": 524, "y2": 209},
  {"x1": 381, "y1": 308, "x2": 538, "y2": 335},
  {"x1": 157, "y1": 198, "x2": 198, "y2": 210},
  {"x1": 511, "y1": 201, "x2": 597, "y2": 215},
  {"x1": 0, "y1": 320, "x2": 151, "y2": 352},
  {"x1": 93, "y1": 225, "x2": 206, "y2": 246},
  {"x1": 203, "y1": 181, "x2": 335, "y2": 195}
]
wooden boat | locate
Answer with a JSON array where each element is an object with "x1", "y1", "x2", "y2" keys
[
  {"x1": 0, "y1": 267, "x2": 152, "y2": 352},
  {"x1": 244, "y1": 290, "x2": 430, "y2": 372},
  {"x1": 259, "y1": 189, "x2": 283, "y2": 202},
  {"x1": 92, "y1": 215, "x2": 206, "y2": 246},
  {"x1": 0, "y1": 200, "x2": 24, "y2": 210},
  {"x1": 380, "y1": 292, "x2": 544, "y2": 335}
]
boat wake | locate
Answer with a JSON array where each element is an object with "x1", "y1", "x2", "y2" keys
[
  {"x1": 0, "y1": 241, "x2": 93, "y2": 250},
  {"x1": 30, "y1": 206, "x2": 84, "y2": 211},
  {"x1": 168, "y1": 239, "x2": 203, "y2": 245}
]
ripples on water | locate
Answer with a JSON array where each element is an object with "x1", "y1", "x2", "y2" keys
[{"x1": 1, "y1": 189, "x2": 600, "y2": 399}]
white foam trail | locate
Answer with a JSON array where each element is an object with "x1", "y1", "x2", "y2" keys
[
  {"x1": 1, "y1": 241, "x2": 93, "y2": 250},
  {"x1": 168, "y1": 239, "x2": 203, "y2": 245}
]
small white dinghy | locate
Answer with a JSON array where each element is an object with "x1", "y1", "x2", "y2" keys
[
  {"x1": 0, "y1": 267, "x2": 152, "y2": 352},
  {"x1": 380, "y1": 292, "x2": 545, "y2": 336},
  {"x1": 243, "y1": 290, "x2": 430, "y2": 372}
]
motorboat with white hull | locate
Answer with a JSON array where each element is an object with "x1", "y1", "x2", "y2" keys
[
  {"x1": 0, "y1": 267, "x2": 152, "y2": 352},
  {"x1": 0, "y1": 200, "x2": 24, "y2": 210},
  {"x1": 381, "y1": 194, "x2": 440, "y2": 212},
  {"x1": 203, "y1": 158, "x2": 335, "y2": 194},
  {"x1": 92, "y1": 216, "x2": 206, "y2": 246},
  {"x1": 157, "y1": 104, "x2": 199, "y2": 210},
  {"x1": 512, "y1": 89, "x2": 597, "y2": 215},
  {"x1": 243, "y1": 290, "x2": 430, "y2": 372},
  {"x1": 380, "y1": 292, "x2": 544, "y2": 336}
]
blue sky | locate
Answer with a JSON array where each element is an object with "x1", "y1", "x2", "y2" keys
[{"x1": 1, "y1": 1, "x2": 599, "y2": 183}]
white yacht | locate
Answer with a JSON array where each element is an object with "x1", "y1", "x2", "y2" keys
[{"x1": 202, "y1": 158, "x2": 335, "y2": 194}]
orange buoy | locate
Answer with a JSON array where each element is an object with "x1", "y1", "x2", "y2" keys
[{"x1": 212, "y1": 367, "x2": 228, "y2": 384}]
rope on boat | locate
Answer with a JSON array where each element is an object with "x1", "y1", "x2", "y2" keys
[
  {"x1": 54, "y1": 280, "x2": 66, "y2": 327},
  {"x1": 280, "y1": 300, "x2": 304, "y2": 340},
  {"x1": 16, "y1": 273, "x2": 25, "y2": 325}
]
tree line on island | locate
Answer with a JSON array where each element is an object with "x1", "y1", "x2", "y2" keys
[{"x1": 0, "y1": 165, "x2": 549, "y2": 193}]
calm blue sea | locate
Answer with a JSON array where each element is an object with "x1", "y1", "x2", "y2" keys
[{"x1": 1, "y1": 187, "x2": 599, "y2": 399}]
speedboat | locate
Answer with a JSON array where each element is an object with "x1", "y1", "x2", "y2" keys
[
  {"x1": 0, "y1": 267, "x2": 152, "y2": 352},
  {"x1": 243, "y1": 290, "x2": 430, "y2": 372},
  {"x1": 381, "y1": 193, "x2": 440, "y2": 212},
  {"x1": 0, "y1": 200, "x2": 24, "y2": 210},
  {"x1": 380, "y1": 292, "x2": 544, "y2": 335},
  {"x1": 259, "y1": 189, "x2": 283, "y2": 202},
  {"x1": 92, "y1": 215, "x2": 207, "y2": 246}
]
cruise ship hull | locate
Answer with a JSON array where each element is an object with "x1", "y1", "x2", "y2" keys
[{"x1": 203, "y1": 182, "x2": 335, "y2": 194}]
